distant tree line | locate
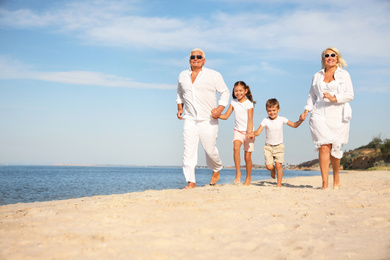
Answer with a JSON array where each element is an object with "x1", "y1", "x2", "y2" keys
[{"x1": 357, "y1": 135, "x2": 390, "y2": 156}]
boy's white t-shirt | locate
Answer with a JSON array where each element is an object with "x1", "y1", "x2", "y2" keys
[
  {"x1": 231, "y1": 98, "x2": 254, "y2": 132},
  {"x1": 260, "y1": 116, "x2": 289, "y2": 145}
]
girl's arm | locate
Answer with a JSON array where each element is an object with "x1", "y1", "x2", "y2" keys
[
  {"x1": 247, "y1": 108, "x2": 254, "y2": 133},
  {"x1": 286, "y1": 119, "x2": 304, "y2": 128},
  {"x1": 218, "y1": 104, "x2": 233, "y2": 120}
]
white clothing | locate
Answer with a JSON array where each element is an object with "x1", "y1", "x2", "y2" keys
[
  {"x1": 260, "y1": 116, "x2": 289, "y2": 145},
  {"x1": 231, "y1": 98, "x2": 254, "y2": 132},
  {"x1": 182, "y1": 119, "x2": 223, "y2": 183},
  {"x1": 177, "y1": 67, "x2": 229, "y2": 183},
  {"x1": 176, "y1": 67, "x2": 230, "y2": 121},
  {"x1": 304, "y1": 67, "x2": 354, "y2": 158}
]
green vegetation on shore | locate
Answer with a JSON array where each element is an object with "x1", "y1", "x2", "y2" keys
[{"x1": 294, "y1": 135, "x2": 390, "y2": 171}]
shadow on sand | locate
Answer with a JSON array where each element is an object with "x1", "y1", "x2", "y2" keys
[{"x1": 253, "y1": 180, "x2": 317, "y2": 189}]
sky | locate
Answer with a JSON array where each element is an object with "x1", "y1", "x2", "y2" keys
[{"x1": 0, "y1": 0, "x2": 389, "y2": 167}]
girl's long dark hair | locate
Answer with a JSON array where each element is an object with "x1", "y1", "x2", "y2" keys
[{"x1": 233, "y1": 81, "x2": 255, "y2": 104}]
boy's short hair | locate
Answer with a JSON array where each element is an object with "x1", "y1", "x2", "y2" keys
[{"x1": 266, "y1": 98, "x2": 279, "y2": 109}]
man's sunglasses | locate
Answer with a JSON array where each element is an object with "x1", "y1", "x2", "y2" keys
[
  {"x1": 323, "y1": 53, "x2": 337, "y2": 58},
  {"x1": 190, "y1": 55, "x2": 203, "y2": 60}
]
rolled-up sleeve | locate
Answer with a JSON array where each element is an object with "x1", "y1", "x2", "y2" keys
[
  {"x1": 335, "y1": 70, "x2": 354, "y2": 104},
  {"x1": 215, "y1": 72, "x2": 230, "y2": 107},
  {"x1": 304, "y1": 75, "x2": 317, "y2": 112},
  {"x1": 176, "y1": 80, "x2": 184, "y2": 104}
]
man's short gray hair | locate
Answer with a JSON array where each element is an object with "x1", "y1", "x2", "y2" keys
[{"x1": 190, "y1": 48, "x2": 206, "y2": 59}]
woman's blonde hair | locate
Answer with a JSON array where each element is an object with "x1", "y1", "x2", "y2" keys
[{"x1": 321, "y1": 47, "x2": 347, "y2": 69}]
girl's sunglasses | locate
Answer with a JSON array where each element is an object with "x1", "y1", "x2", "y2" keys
[
  {"x1": 323, "y1": 53, "x2": 337, "y2": 58},
  {"x1": 190, "y1": 55, "x2": 203, "y2": 60}
]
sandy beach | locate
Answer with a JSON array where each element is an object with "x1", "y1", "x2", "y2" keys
[{"x1": 1, "y1": 170, "x2": 389, "y2": 260}]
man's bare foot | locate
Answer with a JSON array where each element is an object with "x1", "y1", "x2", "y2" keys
[
  {"x1": 244, "y1": 179, "x2": 251, "y2": 186},
  {"x1": 210, "y1": 171, "x2": 220, "y2": 185},
  {"x1": 333, "y1": 184, "x2": 341, "y2": 190},
  {"x1": 234, "y1": 178, "x2": 241, "y2": 184},
  {"x1": 270, "y1": 169, "x2": 276, "y2": 179},
  {"x1": 276, "y1": 183, "x2": 282, "y2": 188},
  {"x1": 183, "y1": 182, "x2": 196, "y2": 189}
]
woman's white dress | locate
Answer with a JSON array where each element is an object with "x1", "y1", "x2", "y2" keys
[{"x1": 304, "y1": 67, "x2": 354, "y2": 158}]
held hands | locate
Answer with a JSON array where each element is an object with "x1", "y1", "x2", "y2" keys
[
  {"x1": 247, "y1": 132, "x2": 255, "y2": 140},
  {"x1": 300, "y1": 110, "x2": 309, "y2": 121},
  {"x1": 211, "y1": 107, "x2": 223, "y2": 119}
]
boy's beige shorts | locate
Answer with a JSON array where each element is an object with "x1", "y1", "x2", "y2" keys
[{"x1": 264, "y1": 143, "x2": 285, "y2": 165}]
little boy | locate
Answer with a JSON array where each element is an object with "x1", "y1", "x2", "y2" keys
[{"x1": 248, "y1": 98, "x2": 303, "y2": 187}]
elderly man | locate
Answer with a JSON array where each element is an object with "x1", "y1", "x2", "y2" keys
[{"x1": 176, "y1": 48, "x2": 230, "y2": 189}]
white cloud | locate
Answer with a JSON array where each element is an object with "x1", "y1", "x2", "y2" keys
[
  {"x1": 1, "y1": 0, "x2": 389, "y2": 60},
  {"x1": 0, "y1": 56, "x2": 175, "y2": 89}
]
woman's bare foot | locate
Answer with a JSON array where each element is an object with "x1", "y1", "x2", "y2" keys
[
  {"x1": 333, "y1": 184, "x2": 341, "y2": 190},
  {"x1": 183, "y1": 182, "x2": 196, "y2": 189},
  {"x1": 210, "y1": 171, "x2": 220, "y2": 185},
  {"x1": 234, "y1": 178, "x2": 241, "y2": 184}
]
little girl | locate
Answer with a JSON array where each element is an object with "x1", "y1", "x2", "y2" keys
[{"x1": 219, "y1": 81, "x2": 255, "y2": 185}]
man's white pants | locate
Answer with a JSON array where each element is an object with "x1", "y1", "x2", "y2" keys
[{"x1": 182, "y1": 118, "x2": 223, "y2": 183}]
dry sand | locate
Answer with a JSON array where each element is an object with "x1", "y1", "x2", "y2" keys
[{"x1": 1, "y1": 170, "x2": 389, "y2": 260}]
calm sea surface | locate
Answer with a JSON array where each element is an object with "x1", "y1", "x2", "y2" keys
[{"x1": 0, "y1": 166, "x2": 320, "y2": 206}]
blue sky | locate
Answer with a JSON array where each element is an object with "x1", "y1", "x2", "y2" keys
[{"x1": 1, "y1": 0, "x2": 389, "y2": 166}]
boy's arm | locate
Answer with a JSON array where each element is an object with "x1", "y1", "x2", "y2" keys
[
  {"x1": 218, "y1": 104, "x2": 233, "y2": 120},
  {"x1": 286, "y1": 119, "x2": 304, "y2": 128},
  {"x1": 248, "y1": 125, "x2": 264, "y2": 139}
]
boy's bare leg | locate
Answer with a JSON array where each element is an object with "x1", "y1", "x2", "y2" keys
[
  {"x1": 330, "y1": 154, "x2": 341, "y2": 189},
  {"x1": 244, "y1": 151, "x2": 252, "y2": 185},
  {"x1": 319, "y1": 144, "x2": 331, "y2": 189},
  {"x1": 266, "y1": 164, "x2": 276, "y2": 179},
  {"x1": 233, "y1": 140, "x2": 242, "y2": 183},
  {"x1": 275, "y1": 162, "x2": 283, "y2": 187},
  {"x1": 210, "y1": 171, "x2": 220, "y2": 185},
  {"x1": 183, "y1": 182, "x2": 196, "y2": 189}
]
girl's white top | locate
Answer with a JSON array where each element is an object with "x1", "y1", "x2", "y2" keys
[
  {"x1": 231, "y1": 98, "x2": 254, "y2": 132},
  {"x1": 304, "y1": 67, "x2": 354, "y2": 158}
]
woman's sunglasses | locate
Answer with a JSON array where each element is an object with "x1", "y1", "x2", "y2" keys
[
  {"x1": 190, "y1": 55, "x2": 203, "y2": 60},
  {"x1": 323, "y1": 53, "x2": 337, "y2": 58}
]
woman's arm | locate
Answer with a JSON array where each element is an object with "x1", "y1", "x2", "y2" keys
[
  {"x1": 335, "y1": 70, "x2": 354, "y2": 103},
  {"x1": 300, "y1": 110, "x2": 309, "y2": 121}
]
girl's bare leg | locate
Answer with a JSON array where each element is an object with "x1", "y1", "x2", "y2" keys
[
  {"x1": 319, "y1": 144, "x2": 332, "y2": 189},
  {"x1": 244, "y1": 151, "x2": 252, "y2": 185},
  {"x1": 330, "y1": 154, "x2": 341, "y2": 189},
  {"x1": 275, "y1": 162, "x2": 283, "y2": 187},
  {"x1": 233, "y1": 140, "x2": 242, "y2": 183}
]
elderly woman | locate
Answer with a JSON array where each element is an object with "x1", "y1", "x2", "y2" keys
[{"x1": 300, "y1": 47, "x2": 354, "y2": 189}]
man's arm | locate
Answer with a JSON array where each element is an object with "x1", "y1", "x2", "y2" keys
[{"x1": 177, "y1": 103, "x2": 184, "y2": 120}]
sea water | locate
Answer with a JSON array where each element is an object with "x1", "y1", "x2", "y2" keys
[{"x1": 0, "y1": 166, "x2": 320, "y2": 205}]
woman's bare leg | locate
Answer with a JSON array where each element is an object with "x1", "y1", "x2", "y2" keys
[
  {"x1": 330, "y1": 154, "x2": 341, "y2": 189},
  {"x1": 319, "y1": 144, "x2": 332, "y2": 189}
]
